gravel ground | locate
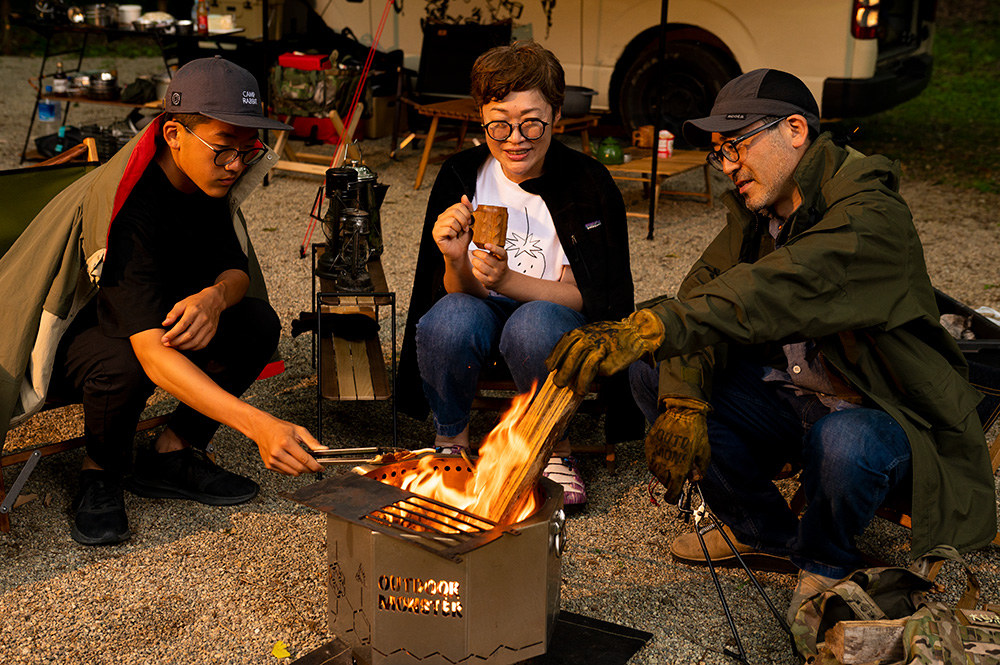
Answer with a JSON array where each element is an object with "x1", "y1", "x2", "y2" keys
[{"x1": 2, "y1": 54, "x2": 999, "y2": 665}]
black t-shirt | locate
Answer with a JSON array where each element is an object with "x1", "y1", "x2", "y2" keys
[{"x1": 97, "y1": 161, "x2": 249, "y2": 339}]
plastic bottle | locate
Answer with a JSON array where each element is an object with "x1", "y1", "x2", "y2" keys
[
  {"x1": 53, "y1": 61, "x2": 68, "y2": 95},
  {"x1": 657, "y1": 129, "x2": 674, "y2": 159},
  {"x1": 54, "y1": 125, "x2": 68, "y2": 155},
  {"x1": 38, "y1": 85, "x2": 57, "y2": 126},
  {"x1": 196, "y1": 0, "x2": 209, "y2": 35}
]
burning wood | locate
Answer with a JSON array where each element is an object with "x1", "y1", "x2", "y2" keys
[
  {"x1": 392, "y1": 372, "x2": 583, "y2": 525},
  {"x1": 472, "y1": 373, "x2": 583, "y2": 523}
]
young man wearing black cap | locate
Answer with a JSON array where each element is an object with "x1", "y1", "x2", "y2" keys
[
  {"x1": 0, "y1": 57, "x2": 324, "y2": 546},
  {"x1": 544, "y1": 69, "x2": 996, "y2": 618}
]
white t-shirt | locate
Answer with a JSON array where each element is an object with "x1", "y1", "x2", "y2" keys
[{"x1": 471, "y1": 157, "x2": 570, "y2": 283}]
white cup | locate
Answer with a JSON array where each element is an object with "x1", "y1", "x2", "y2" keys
[{"x1": 118, "y1": 4, "x2": 143, "y2": 26}]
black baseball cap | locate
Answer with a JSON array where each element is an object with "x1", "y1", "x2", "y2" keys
[
  {"x1": 682, "y1": 68, "x2": 820, "y2": 146},
  {"x1": 165, "y1": 56, "x2": 292, "y2": 131}
]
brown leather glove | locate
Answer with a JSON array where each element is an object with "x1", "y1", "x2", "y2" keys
[
  {"x1": 546, "y1": 309, "x2": 666, "y2": 395},
  {"x1": 645, "y1": 396, "x2": 712, "y2": 502}
]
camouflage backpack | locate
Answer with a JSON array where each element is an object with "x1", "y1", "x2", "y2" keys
[
  {"x1": 270, "y1": 55, "x2": 364, "y2": 120},
  {"x1": 902, "y1": 601, "x2": 1000, "y2": 664},
  {"x1": 791, "y1": 545, "x2": 986, "y2": 663}
]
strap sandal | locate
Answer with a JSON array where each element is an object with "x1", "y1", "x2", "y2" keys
[{"x1": 542, "y1": 455, "x2": 587, "y2": 506}]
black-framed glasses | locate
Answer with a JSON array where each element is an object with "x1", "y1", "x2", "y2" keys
[
  {"x1": 706, "y1": 116, "x2": 787, "y2": 171},
  {"x1": 180, "y1": 123, "x2": 267, "y2": 167},
  {"x1": 481, "y1": 118, "x2": 550, "y2": 142}
]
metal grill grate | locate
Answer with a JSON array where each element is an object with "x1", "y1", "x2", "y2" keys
[{"x1": 282, "y1": 472, "x2": 519, "y2": 562}]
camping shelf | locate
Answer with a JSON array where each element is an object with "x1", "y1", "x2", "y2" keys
[
  {"x1": 311, "y1": 244, "x2": 397, "y2": 447},
  {"x1": 12, "y1": 14, "x2": 272, "y2": 164}
]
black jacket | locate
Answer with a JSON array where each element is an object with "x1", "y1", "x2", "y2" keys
[{"x1": 396, "y1": 140, "x2": 643, "y2": 442}]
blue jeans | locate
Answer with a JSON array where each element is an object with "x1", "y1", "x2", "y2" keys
[
  {"x1": 416, "y1": 293, "x2": 587, "y2": 437},
  {"x1": 629, "y1": 359, "x2": 911, "y2": 578}
]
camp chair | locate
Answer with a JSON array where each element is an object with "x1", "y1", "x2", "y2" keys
[
  {"x1": 0, "y1": 139, "x2": 97, "y2": 256},
  {"x1": 1, "y1": 145, "x2": 103, "y2": 531},
  {"x1": 390, "y1": 19, "x2": 512, "y2": 159}
]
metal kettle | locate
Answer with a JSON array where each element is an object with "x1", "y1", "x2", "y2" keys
[
  {"x1": 593, "y1": 137, "x2": 624, "y2": 165},
  {"x1": 345, "y1": 157, "x2": 389, "y2": 258}
]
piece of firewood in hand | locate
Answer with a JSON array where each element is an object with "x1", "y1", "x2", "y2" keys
[{"x1": 471, "y1": 372, "x2": 584, "y2": 525}]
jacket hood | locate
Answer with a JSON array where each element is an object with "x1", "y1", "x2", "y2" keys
[{"x1": 788, "y1": 133, "x2": 903, "y2": 234}]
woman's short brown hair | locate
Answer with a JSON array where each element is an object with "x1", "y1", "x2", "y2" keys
[{"x1": 470, "y1": 41, "x2": 565, "y2": 117}]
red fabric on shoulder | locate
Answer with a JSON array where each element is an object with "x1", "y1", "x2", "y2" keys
[
  {"x1": 106, "y1": 114, "x2": 163, "y2": 248},
  {"x1": 256, "y1": 360, "x2": 285, "y2": 380}
]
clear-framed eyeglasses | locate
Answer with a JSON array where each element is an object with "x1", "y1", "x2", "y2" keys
[
  {"x1": 180, "y1": 123, "x2": 267, "y2": 167},
  {"x1": 481, "y1": 118, "x2": 550, "y2": 142},
  {"x1": 706, "y1": 115, "x2": 788, "y2": 171}
]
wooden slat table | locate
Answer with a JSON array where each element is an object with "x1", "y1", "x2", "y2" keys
[
  {"x1": 409, "y1": 97, "x2": 600, "y2": 189},
  {"x1": 313, "y1": 247, "x2": 396, "y2": 446},
  {"x1": 604, "y1": 149, "x2": 714, "y2": 238}
]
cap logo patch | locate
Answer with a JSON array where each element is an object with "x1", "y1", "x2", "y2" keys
[
  {"x1": 170, "y1": 91, "x2": 181, "y2": 107},
  {"x1": 242, "y1": 90, "x2": 258, "y2": 105},
  {"x1": 726, "y1": 113, "x2": 745, "y2": 119}
]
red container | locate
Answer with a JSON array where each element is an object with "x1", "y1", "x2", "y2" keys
[
  {"x1": 278, "y1": 52, "x2": 332, "y2": 71},
  {"x1": 278, "y1": 116, "x2": 364, "y2": 145}
]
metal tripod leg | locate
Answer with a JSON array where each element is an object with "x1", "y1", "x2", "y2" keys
[
  {"x1": 0, "y1": 450, "x2": 41, "y2": 516},
  {"x1": 687, "y1": 482, "x2": 793, "y2": 664},
  {"x1": 692, "y1": 500, "x2": 749, "y2": 664},
  {"x1": 707, "y1": 508, "x2": 792, "y2": 635}
]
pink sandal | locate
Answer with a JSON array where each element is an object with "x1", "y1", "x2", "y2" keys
[{"x1": 542, "y1": 456, "x2": 587, "y2": 506}]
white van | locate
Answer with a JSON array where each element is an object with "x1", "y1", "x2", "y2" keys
[{"x1": 319, "y1": 0, "x2": 935, "y2": 139}]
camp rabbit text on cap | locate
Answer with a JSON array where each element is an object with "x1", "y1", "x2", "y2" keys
[{"x1": 164, "y1": 56, "x2": 292, "y2": 132}]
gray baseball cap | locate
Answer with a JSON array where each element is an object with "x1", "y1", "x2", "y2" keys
[
  {"x1": 682, "y1": 68, "x2": 820, "y2": 146},
  {"x1": 165, "y1": 56, "x2": 293, "y2": 131}
]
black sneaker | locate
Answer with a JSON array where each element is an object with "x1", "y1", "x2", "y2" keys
[
  {"x1": 125, "y1": 447, "x2": 259, "y2": 506},
  {"x1": 72, "y1": 470, "x2": 131, "y2": 546}
]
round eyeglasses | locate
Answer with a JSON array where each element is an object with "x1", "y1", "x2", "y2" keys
[
  {"x1": 181, "y1": 123, "x2": 267, "y2": 167},
  {"x1": 706, "y1": 116, "x2": 788, "y2": 171},
  {"x1": 481, "y1": 119, "x2": 550, "y2": 142}
]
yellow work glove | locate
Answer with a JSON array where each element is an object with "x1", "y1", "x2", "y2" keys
[
  {"x1": 546, "y1": 309, "x2": 666, "y2": 395},
  {"x1": 646, "y1": 397, "x2": 712, "y2": 502}
]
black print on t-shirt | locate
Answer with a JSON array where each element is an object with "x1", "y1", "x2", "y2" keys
[{"x1": 504, "y1": 206, "x2": 547, "y2": 278}]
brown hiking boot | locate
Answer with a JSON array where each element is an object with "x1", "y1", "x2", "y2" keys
[{"x1": 670, "y1": 523, "x2": 798, "y2": 573}]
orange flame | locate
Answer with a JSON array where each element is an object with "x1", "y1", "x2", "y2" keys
[{"x1": 385, "y1": 384, "x2": 541, "y2": 527}]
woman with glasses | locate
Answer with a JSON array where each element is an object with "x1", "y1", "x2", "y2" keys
[{"x1": 397, "y1": 41, "x2": 642, "y2": 506}]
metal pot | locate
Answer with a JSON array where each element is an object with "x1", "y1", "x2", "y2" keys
[
  {"x1": 562, "y1": 85, "x2": 597, "y2": 117},
  {"x1": 152, "y1": 73, "x2": 171, "y2": 100},
  {"x1": 87, "y1": 71, "x2": 119, "y2": 100},
  {"x1": 84, "y1": 3, "x2": 118, "y2": 27}
]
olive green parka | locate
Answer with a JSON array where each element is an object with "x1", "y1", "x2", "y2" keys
[{"x1": 645, "y1": 133, "x2": 996, "y2": 558}]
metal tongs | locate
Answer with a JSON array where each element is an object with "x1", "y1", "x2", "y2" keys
[{"x1": 312, "y1": 446, "x2": 436, "y2": 466}]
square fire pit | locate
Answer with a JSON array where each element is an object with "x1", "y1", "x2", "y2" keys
[{"x1": 285, "y1": 454, "x2": 566, "y2": 665}]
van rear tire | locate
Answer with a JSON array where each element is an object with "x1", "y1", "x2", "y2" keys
[{"x1": 618, "y1": 40, "x2": 738, "y2": 147}]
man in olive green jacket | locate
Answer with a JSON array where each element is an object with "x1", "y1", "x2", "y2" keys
[{"x1": 547, "y1": 69, "x2": 996, "y2": 615}]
